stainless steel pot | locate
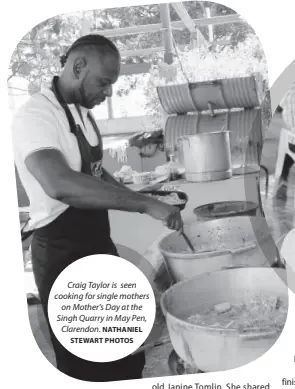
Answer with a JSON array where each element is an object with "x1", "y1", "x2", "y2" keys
[
  {"x1": 161, "y1": 267, "x2": 288, "y2": 372},
  {"x1": 179, "y1": 131, "x2": 232, "y2": 182},
  {"x1": 158, "y1": 216, "x2": 277, "y2": 282}
]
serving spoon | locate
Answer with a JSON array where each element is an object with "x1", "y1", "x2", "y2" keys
[{"x1": 181, "y1": 232, "x2": 196, "y2": 253}]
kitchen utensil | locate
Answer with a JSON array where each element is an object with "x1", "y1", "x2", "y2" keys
[
  {"x1": 161, "y1": 267, "x2": 288, "y2": 372},
  {"x1": 141, "y1": 190, "x2": 188, "y2": 211},
  {"x1": 181, "y1": 232, "x2": 195, "y2": 253},
  {"x1": 193, "y1": 201, "x2": 259, "y2": 221}
]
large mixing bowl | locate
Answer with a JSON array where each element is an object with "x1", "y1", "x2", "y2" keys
[
  {"x1": 158, "y1": 216, "x2": 278, "y2": 282},
  {"x1": 161, "y1": 267, "x2": 288, "y2": 372}
]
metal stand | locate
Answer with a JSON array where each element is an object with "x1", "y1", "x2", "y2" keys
[
  {"x1": 260, "y1": 164, "x2": 269, "y2": 196},
  {"x1": 256, "y1": 175, "x2": 265, "y2": 217}
]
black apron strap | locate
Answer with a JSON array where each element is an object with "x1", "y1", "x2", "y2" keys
[{"x1": 51, "y1": 76, "x2": 103, "y2": 175}]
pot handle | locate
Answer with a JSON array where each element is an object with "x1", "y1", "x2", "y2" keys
[
  {"x1": 189, "y1": 249, "x2": 232, "y2": 258},
  {"x1": 229, "y1": 243, "x2": 257, "y2": 255},
  {"x1": 221, "y1": 264, "x2": 247, "y2": 270},
  {"x1": 239, "y1": 330, "x2": 278, "y2": 341},
  {"x1": 186, "y1": 243, "x2": 257, "y2": 259},
  {"x1": 198, "y1": 244, "x2": 256, "y2": 259}
]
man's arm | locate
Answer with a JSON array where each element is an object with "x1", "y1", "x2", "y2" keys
[{"x1": 25, "y1": 149, "x2": 183, "y2": 231}]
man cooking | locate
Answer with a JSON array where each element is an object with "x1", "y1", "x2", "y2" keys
[{"x1": 11, "y1": 34, "x2": 183, "y2": 382}]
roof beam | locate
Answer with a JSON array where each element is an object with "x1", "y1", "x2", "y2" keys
[
  {"x1": 120, "y1": 62, "x2": 151, "y2": 75},
  {"x1": 120, "y1": 38, "x2": 231, "y2": 59},
  {"x1": 93, "y1": 14, "x2": 243, "y2": 38},
  {"x1": 170, "y1": 2, "x2": 207, "y2": 47},
  {"x1": 120, "y1": 43, "x2": 190, "y2": 58},
  {"x1": 120, "y1": 46, "x2": 164, "y2": 57}
]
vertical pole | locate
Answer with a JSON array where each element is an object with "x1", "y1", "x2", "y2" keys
[
  {"x1": 159, "y1": 3, "x2": 174, "y2": 64},
  {"x1": 206, "y1": 7, "x2": 214, "y2": 43},
  {"x1": 107, "y1": 97, "x2": 114, "y2": 119},
  {"x1": 81, "y1": 11, "x2": 91, "y2": 35}
]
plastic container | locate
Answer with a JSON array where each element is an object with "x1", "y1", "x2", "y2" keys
[{"x1": 132, "y1": 172, "x2": 151, "y2": 185}]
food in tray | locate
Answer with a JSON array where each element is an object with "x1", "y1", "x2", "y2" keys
[
  {"x1": 147, "y1": 192, "x2": 186, "y2": 206},
  {"x1": 186, "y1": 296, "x2": 287, "y2": 332},
  {"x1": 161, "y1": 185, "x2": 180, "y2": 191},
  {"x1": 132, "y1": 172, "x2": 151, "y2": 184},
  {"x1": 114, "y1": 165, "x2": 171, "y2": 185},
  {"x1": 114, "y1": 165, "x2": 135, "y2": 183}
]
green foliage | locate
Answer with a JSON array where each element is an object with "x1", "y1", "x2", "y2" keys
[{"x1": 8, "y1": 2, "x2": 253, "y2": 96}]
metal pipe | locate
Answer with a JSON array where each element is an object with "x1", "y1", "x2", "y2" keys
[
  {"x1": 107, "y1": 97, "x2": 114, "y2": 119},
  {"x1": 171, "y1": 2, "x2": 208, "y2": 47},
  {"x1": 159, "y1": 3, "x2": 174, "y2": 64},
  {"x1": 93, "y1": 15, "x2": 243, "y2": 38}
]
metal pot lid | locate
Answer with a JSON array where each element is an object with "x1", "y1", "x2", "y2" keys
[{"x1": 194, "y1": 201, "x2": 258, "y2": 218}]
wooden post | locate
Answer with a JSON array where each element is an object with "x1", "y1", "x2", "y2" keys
[{"x1": 159, "y1": 3, "x2": 174, "y2": 64}]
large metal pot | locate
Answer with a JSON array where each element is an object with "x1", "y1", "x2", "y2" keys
[
  {"x1": 158, "y1": 216, "x2": 277, "y2": 282},
  {"x1": 161, "y1": 267, "x2": 288, "y2": 372},
  {"x1": 164, "y1": 109, "x2": 262, "y2": 172},
  {"x1": 179, "y1": 131, "x2": 232, "y2": 182}
]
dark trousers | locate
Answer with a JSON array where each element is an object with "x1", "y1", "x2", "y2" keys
[{"x1": 31, "y1": 229, "x2": 145, "y2": 382}]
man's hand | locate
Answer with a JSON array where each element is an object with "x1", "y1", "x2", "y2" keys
[{"x1": 144, "y1": 198, "x2": 183, "y2": 232}]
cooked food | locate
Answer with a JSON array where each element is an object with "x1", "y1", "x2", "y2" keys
[
  {"x1": 186, "y1": 296, "x2": 287, "y2": 332},
  {"x1": 114, "y1": 165, "x2": 135, "y2": 182},
  {"x1": 148, "y1": 192, "x2": 186, "y2": 205}
]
